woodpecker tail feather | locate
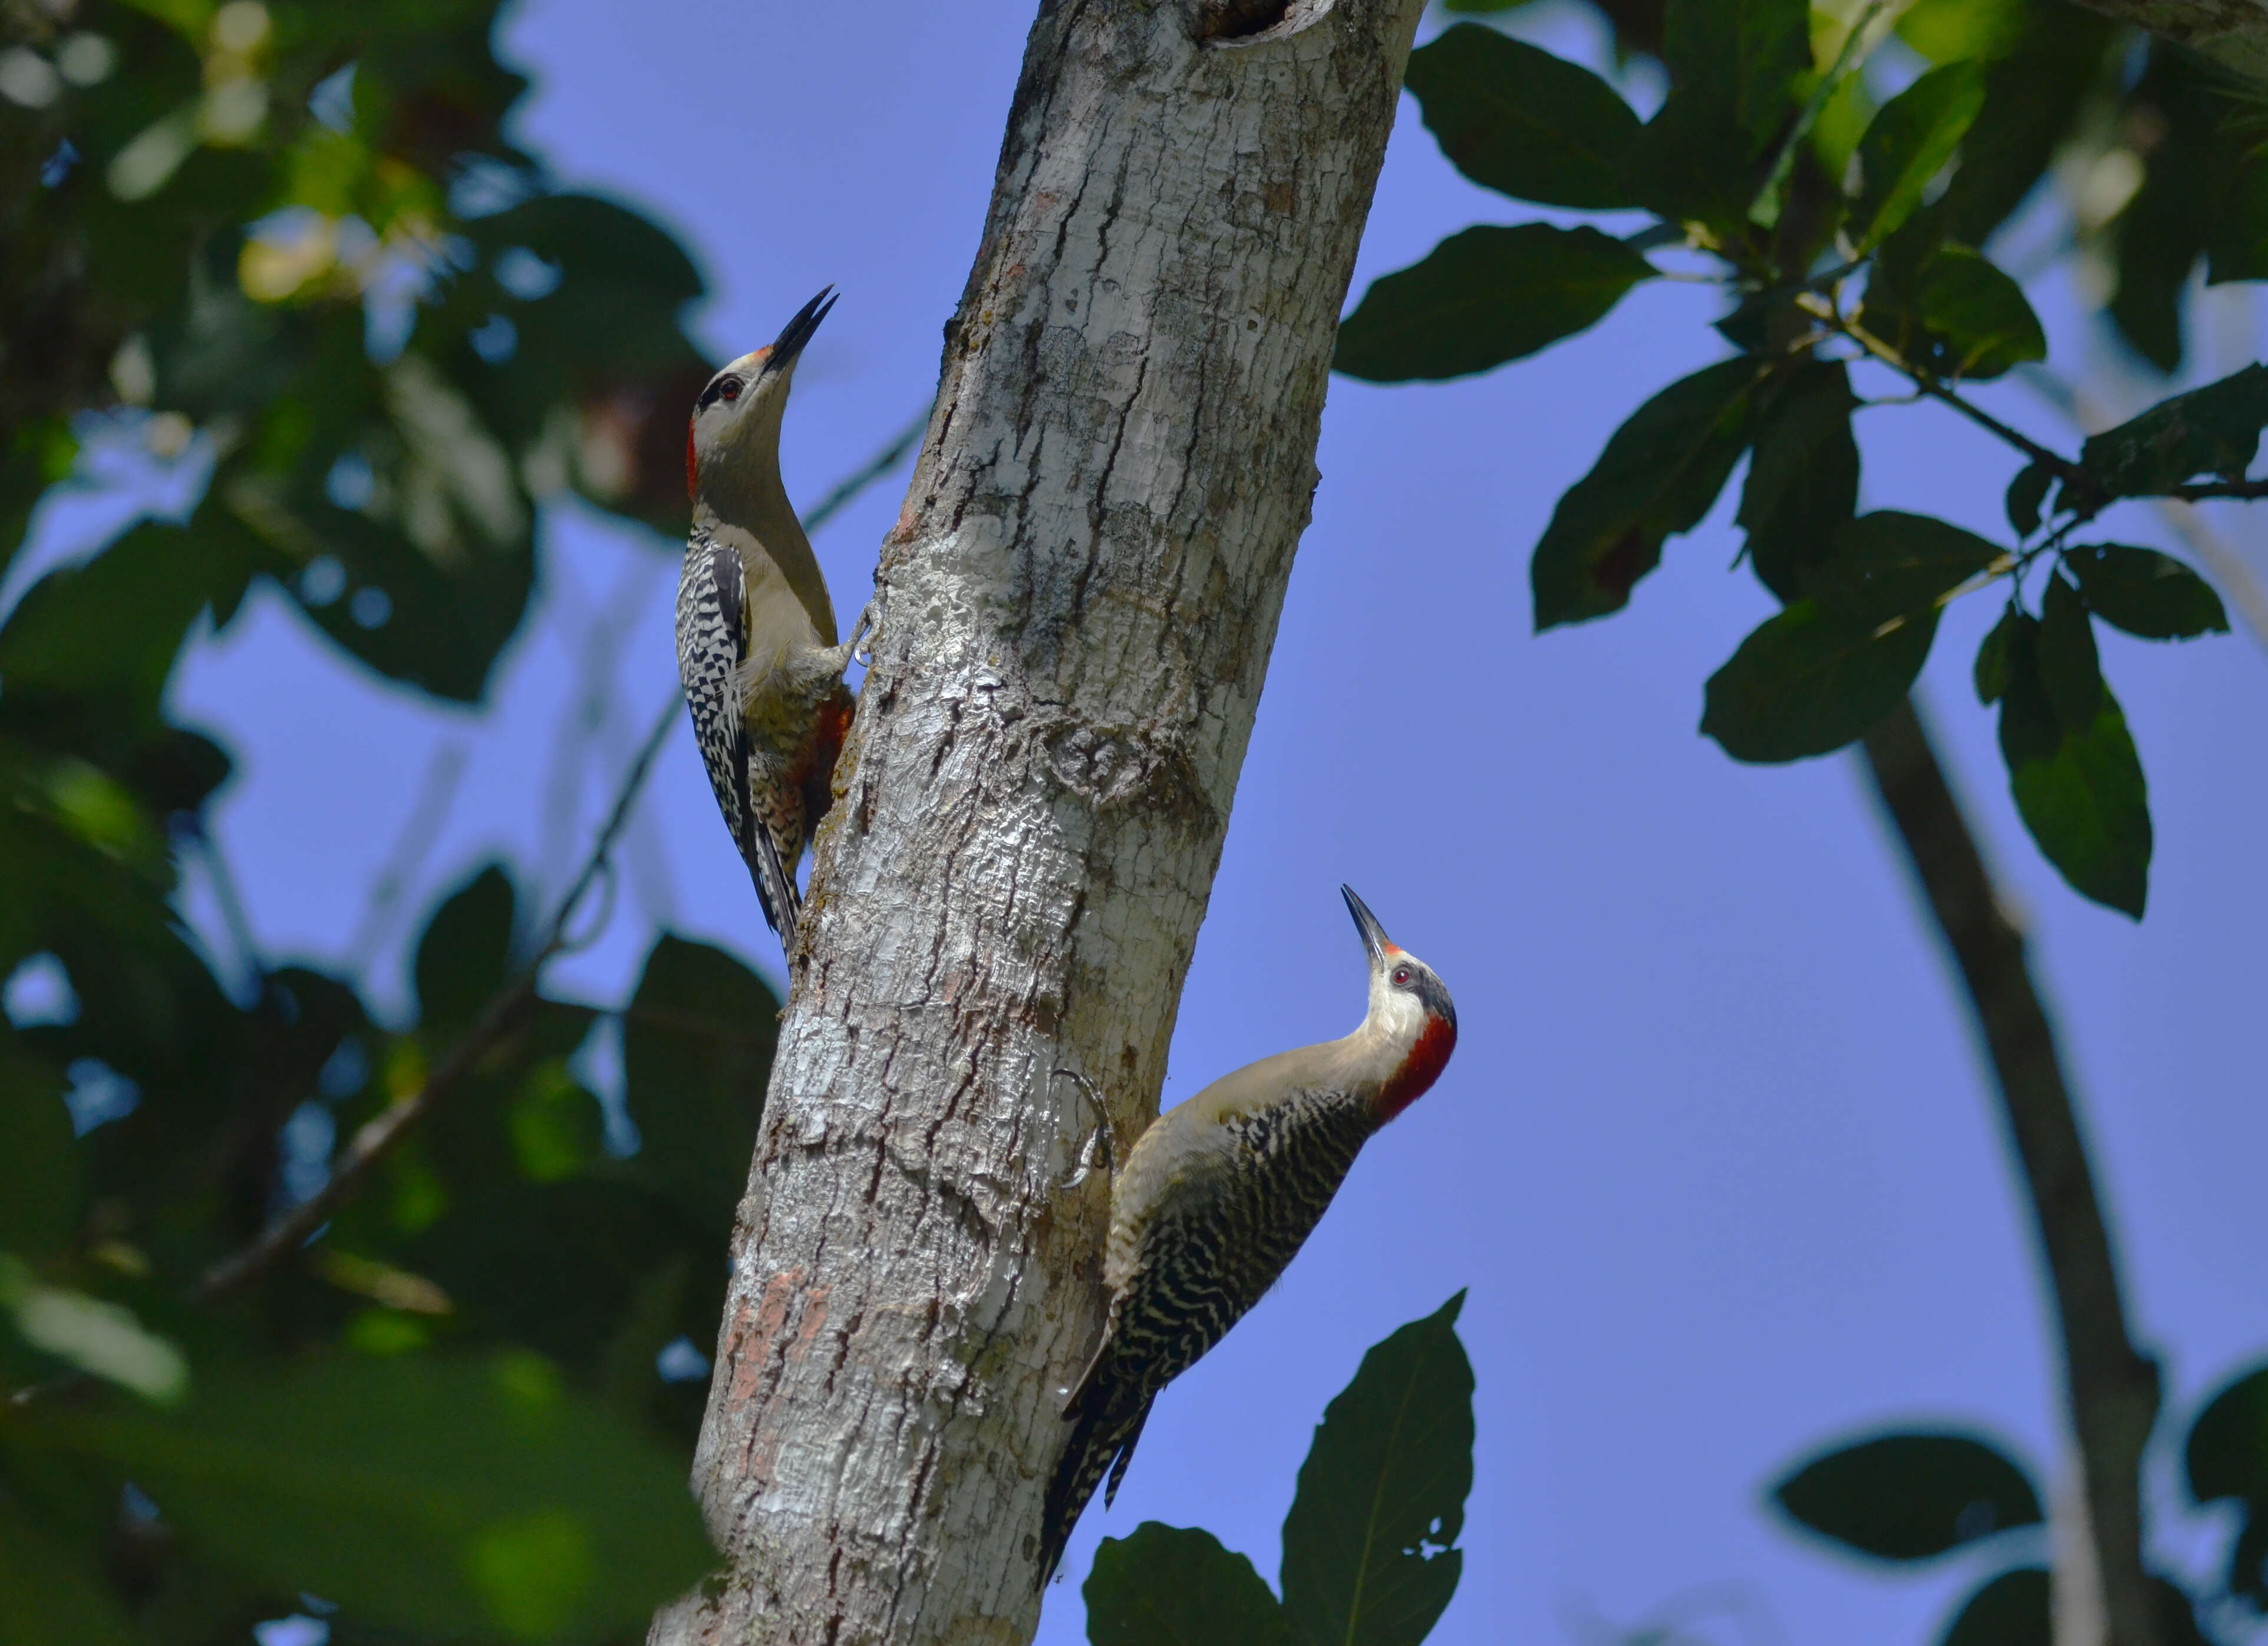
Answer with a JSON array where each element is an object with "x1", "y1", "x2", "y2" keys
[
  {"x1": 1036, "y1": 1361, "x2": 1152, "y2": 1589},
  {"x1": 741, "y1": 809, "x2": 802, "y2": 952}
]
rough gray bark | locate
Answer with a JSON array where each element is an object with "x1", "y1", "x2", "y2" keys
[
  {"x1": 1861, "y1": 700, "x2": 2162, "y2": 1646},
  {"x1": 648, "y1": 1, "x2": 1425, "y2": 1641},
  {"x1": 2068, "y1": 0, "x2": 2268, "y2": 82}
]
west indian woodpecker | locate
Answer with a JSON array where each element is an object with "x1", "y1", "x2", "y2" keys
[
  {"x1": 1036, "y1": 886, "x2": 1459, "y2": 1585},
  {"x1": 675, "y1": 287, "x2": 873, "y2": 957}
]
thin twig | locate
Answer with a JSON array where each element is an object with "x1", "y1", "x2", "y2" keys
[
  {"x1": 2015, "y1": 364, "x2": 2268, "y2": 653},
  {"x1": 1860, "y1": 699, "x2": 2162, "y2": 1646},
  {"x1": 189, "y1": 403, "x2": 934, "y2": 1306},
  {"x1": 190, "y1": 697, "x2": 678, "y2": 1305},
  {"x1": 1812, "y1": 296, "x2": 2085, "y2": 482}
]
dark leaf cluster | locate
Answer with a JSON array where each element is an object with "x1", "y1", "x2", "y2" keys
[
  {"x1": 1337, "y1": 0, "x2": 2254, "y2": 919},
  {"x1": 1083, "y1": 1293, "x2": 1475, "y2": 1646},
  {"x1": 1771, "y1": 1365, "x2": 2268, "y2": 1642}
]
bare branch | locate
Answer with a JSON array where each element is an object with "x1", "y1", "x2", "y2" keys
[
  {"x1": 1860, "y1": 699, "x2": 2161, "y2": 1646},
  {"x1": 190, "y1": 695, "x2": 678, "y2": 1306}
]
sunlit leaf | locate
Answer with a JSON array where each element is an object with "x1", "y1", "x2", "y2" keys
[{"x1": 1334, "y1": 225, "x2": 1653, "y2": 383}]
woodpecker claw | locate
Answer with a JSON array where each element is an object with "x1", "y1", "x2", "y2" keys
[
  {"x1": 849, "y1": 593, "x2": 883, "y2": 670},
  {"x1": 1051, "y1": 1066, "x2": 1116, "y2": 1190}
]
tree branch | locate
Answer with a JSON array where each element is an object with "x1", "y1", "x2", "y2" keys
[
  {"x1": 2066, "y1": 0, "x2": 2268, "y2": 87},
  {"x1": 1860, "y1": 699, "x2": 2162, "y2": 1646},
  {"x1": 190, "y1": 694, "x2": 678, "y2": 1305}
]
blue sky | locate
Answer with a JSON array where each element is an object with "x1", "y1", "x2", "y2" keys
[{"x1": 21, "y1": 2, "x2": 2268, "y2": 1641}]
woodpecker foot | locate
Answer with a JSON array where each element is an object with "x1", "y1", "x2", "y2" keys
[
  {"x1": 1052, "y1": 1067, "x2": 1116, "y2": 1190},
  {"x1": 848, "y1": 592, "x2": 884, "y2": 670}
]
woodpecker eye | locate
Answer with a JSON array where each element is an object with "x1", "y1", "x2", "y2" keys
[
  {"x1": 1392, "y1": 966, "x2": 1412, "y2": 987},
  {"x1": 718, "y1": 376, "x2": 743, "y2": 403}
]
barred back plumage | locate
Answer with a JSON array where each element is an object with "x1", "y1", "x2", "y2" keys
[
  {"x1": 676, "y1": 524, "x2": 806, "y2": 943},
  {"x1": 1033, "y1": 887, "x2": 1458, "y2": 1590},
  {"x1": 1036, "y1": 1088, "x2": 1378, "y2": 1585}
]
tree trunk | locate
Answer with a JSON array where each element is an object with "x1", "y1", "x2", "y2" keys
[
  {"x1": 648, "y1": 1, "x2": 1425, "y2": 1641},
  {"x1": 1861, "y1": 700, "x2": 2162, "y2": 1646},
  {"x1": 2068, "y1": 0, "x2": 2268, "y2": 82}
]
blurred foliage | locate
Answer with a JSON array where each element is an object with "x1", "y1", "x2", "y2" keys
[
  {"x1": 1768, "y1": 1381, "x2": 2268, "y2": 1643},
  {"x1": 1083, "y1": 1293, "x2": 1473, "y2": 1646},
  {"x1": 1339, "y1": 0, "x2": 2268, "y2": 920},
  {"x1": 0, "y1": 0, "x2": 795, "y2": 1638}
]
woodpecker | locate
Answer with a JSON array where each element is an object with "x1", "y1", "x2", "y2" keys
[
  {"x1": 1036, "y1": 886, "x2": 1458, "y2": 1585},
  {"x1": 675, "y1": 287, "x2": 870, "y2": 956}
]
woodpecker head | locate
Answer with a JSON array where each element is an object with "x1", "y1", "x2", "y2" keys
[
  {"x1": 687, "y1": 285, "x2": 836, "y2": 506},
  {"x1": 1343, "y1": 884, "x2": 1457, "y2": 1122}
]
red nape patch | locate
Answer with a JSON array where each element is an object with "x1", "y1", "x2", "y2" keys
[
  {"x1": 1374, "y1": 1015, "x2": 1456, "y2": 1124},
  {"x1": 685, "y1": 420, "x2": 698, "y2": 501}
]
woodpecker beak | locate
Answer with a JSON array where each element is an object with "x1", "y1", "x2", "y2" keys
[
  {"x1": 1341, "y1": 885, "x2": 1393, "y2": 967},
  {"x1": 761, "y1": 285, "x2": 837, "y2": 378}
]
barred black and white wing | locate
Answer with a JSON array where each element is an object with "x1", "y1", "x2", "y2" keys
[{"x1": 675, "y1": 529, "x2": 801, "y2": 946}]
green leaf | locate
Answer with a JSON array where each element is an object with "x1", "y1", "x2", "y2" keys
[
  {"x1": 1940, "y1": 15, "x2": 2119, "y2": 246},
  {"x1": 0, "y1": 523, "x2": 245, "y2": 718},
  {"x1": 2065, "y1": 545, "x2": 2229, "y2": 640},
  {"x1": 2104, "y1": 48, "x2": 2230, "y2": 373},
  {"x1": 0, "y1": 1493, "x2": 137, "y2": 1646},
  {"x1": 1738, "y1": 359, "x2": 1858, "y2": 604},
  {"x1": 1701, "y1": 601, "x2": 1936, "y2": 763},
  {"x1": 1803, "y1": 510, "x2": 2001, "y2": 623},
  {"x1": 1849, "y1": 62, "x2": 1987, "y2": 252},
  {"x1": 1896, "y1": 0, "x2": 2029, "y2": 64},
  {"x1": 1876, "y1": 246, "x2": 2045, "y2": 381},
  {"x1": 1334, "y1": 225, "x2": 1653, "y2": 383},
  {"x1": 1531, "y1": 356, "x2": 1764, "y2": 628},
  {"x1": 1404, "y1": 25, "x2": 1641, "y2": 209},
  {"x1": 414, "y1": 864, "x2": 519, "y2": 1036},
  {"x1": 0, "y1": 1045, "x2": 78, "y2": 1257},
  {"x1": 2208, "y1": 147, "x2": 2268, "y2": 284},
  {"x1": 1998, "y1": 624, "x2": 2152, "y2": 918},
  {"x1": 1660, "y1": 0, "x2": 1809, "y2": 152},
  {"x1": 2036, "y1": 573, "x2": 2101, "y2": 732},
  {"x1": 1974, "y1": 608, "x2": 2024, "y2": 705},
  {"x1": 52, "y1": 1352, "x2": 716, "y2": 1644},
  {"x1": 2186, "y1": 1365, "x2": 2268, "y2": 1506},
  {"x1": 0, "y1": 1258, "x2": 189, "y2": 1404},
  {"x1": 2005, "y1": 462, "x2": 2051, "y2": 536},
  {"x1": 619, "y1": 936, "x2": 779, "y2": 1238},
  {"x1": 1772, "y1": 1431, "x2": 2042, "y2": 1561},
  {"x1": 1941, "y1": 1568, "x2": 2049, "y2": 1646},
  {"x1": 2079, "y1": 364, "x2": 2268, "y2": 498},
  {"x1": 1280, "y1": 1292, "x2": 1473, "y2": 1646},
  {"x1": 1085, "y1": 1523, "x2": 1288, "y2": 1646}
]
